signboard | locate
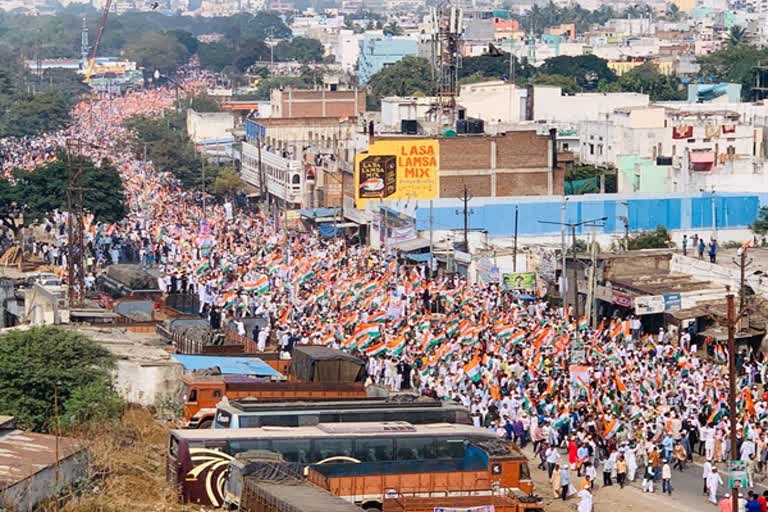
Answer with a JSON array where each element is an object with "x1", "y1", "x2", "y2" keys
[
  {"x1": 635, "y1": 295, "x2": 665, "y2": 315},
  {"x1": 595, "y1": 285, "x2": 634, "y2": 308},
  {"x1": 355, "y1": 139, "x2": 439, "y2": 207},
  {"x1": 663, "y1": 292, "x2": 682, "y2": 312},
  {"x1": 728, "y1": 460, "x2": 748, "y2": 489},
  {"x1": 476, "y1": 257, "x2": 500, "y2": 285},
  {"x1": 539, "y1": 249, "x2": 557, "y2": 282},
  {"x1": 502, "y1": 272, "x2": 536, "y2": 291}
]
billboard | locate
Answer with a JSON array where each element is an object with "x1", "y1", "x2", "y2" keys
[
  {"x1": 502, "y1": 272, "x2": 536, "y2": 291},
  {"x1": 355, "y1": 139, "x2": 439, "y2": 207}
]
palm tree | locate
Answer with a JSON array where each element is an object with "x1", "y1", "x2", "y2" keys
[{"x1": 728, "y1": 25, "x2": 748, "y2": 46}]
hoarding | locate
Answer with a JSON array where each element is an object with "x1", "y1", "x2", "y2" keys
[
  {"x1": 355, "y1": 139, "x2": 439, "y2": 207},
  {"x1": 502, "y1": 272, "x2": 536, "y2": 290}
]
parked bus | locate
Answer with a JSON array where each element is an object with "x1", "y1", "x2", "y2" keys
[
  {"x1": 167, "y1": 422, "x2": 517, "y2": 507},
  {"x1": 212, "y1": 397, "x2": 472, "y2": 429}
]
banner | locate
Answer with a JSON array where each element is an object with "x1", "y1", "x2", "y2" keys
[
  {"x1": 355, "y1": 139, "x2": 439, "y2": 207},
  {"x1": 502, "y1": 272, "x2": 536, "y2": 290}
]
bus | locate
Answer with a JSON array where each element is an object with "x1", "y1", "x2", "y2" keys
[
  {"x1": 212, "y1": 397, "x2": 472, "y2": 428},
  {"x1": 167, "y1": 422, "x2": 512, "y2": 507}
]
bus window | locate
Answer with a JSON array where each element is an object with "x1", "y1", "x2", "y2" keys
[
  {"x1": 311, "y1": 438, "x2": 354, "y2": 461},
  {"x1": 272, "y1": 439, "x2": 311, "y2": 463},
  {"x1": 239, "y1": 415, "x2": 262, "y2": 428},
  {"x1": 169, "y1": 435, "x2": 179, "y2": 458},
  {"x1": 435, "y1": 439, "x2": 466, "y2": 459},
  {"x1": 354, "y1": 438, "x2": 394, "y2": 462},
  {"x1": 298, "y1": 414, "x2": 321, "y2": 427},
  {"x1": 231, "y1": 439, "x2": 271, "y2": 453},
  {"x1": 395, "y1": 437, "x2": 435, "y2": 460}
]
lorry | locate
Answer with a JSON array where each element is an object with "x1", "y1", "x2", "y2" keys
[
  {"x1": 240, "y1": 478, "x2": 364, "y2": 512},
  {"x1": 306, "y1": 440, "x2": 542, "y2": 512}
]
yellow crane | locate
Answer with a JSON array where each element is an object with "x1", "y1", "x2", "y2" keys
[{"x1": 84, "y1": 0, "x2": 112, "y2": 83}]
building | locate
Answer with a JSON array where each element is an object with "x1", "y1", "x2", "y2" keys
[
  {"x1": 0, "y1": 418, "x2": 89, "y2": 512},
  {"x1": 532, "y1": 87, "x2": 650, "y2": 123},
  {"x1": 186, "y1": 110, "x2": 235, "y2": 145},
  {"x1": 270, "y1": 88, "x2": 366, "y2": 119},
  {"x1": 357, "y1": 34, "x2": 419, "y2": 84},
  {"x1": 607, "y1": 58, "x2": 674, "y2": 76}
]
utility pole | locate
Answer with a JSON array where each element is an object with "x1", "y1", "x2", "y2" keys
[
  {"x1": 66, "y1": 143, "x2": 86, "y2": 308},
  {"x1": 561, "y1": 198, "x2": 567, "y2": 310},
  {"x1": 201, "y1": 154, "x2": 207, "y2": 215},
  {"x1": 429, "y1": 199, "x2": 434, "y2": 279},
  {"x1": 513, "y1": 205, "x2": 519, "y2": 272},
  {"x1": 734, "y1": 244, "x2": 753, "y2": 330},
  {"x1": 571, "y1": 224, "x2": 579, "y2": 316},
  {"x1": 727, "y1": 291, "x2": 738, "y2": 512},
  {"x1": 701, "y1": 186, "x2": 717, "y2": 241},
  {"x1": 540, "y1": 215, "x2": 607, "y2": 318},
  {"x1": 455, "y1": 185, "x2": 473, "y2": 251}
]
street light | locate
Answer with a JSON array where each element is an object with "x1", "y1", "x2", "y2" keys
[{"x1": 539, "y1": 216, "x2": 608, "y2": 317}]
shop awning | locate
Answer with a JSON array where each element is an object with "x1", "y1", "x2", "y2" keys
[
  {"x1": 690, "y1": 151, "x2": 714, "y2": 164},
  {"x1": 390, "y1": 238, "x2": 430, "y2": 253},
  {"x1": 405, "y1": 253, "x2": 432, "y2": 262},
  {"x1": 299, "y1": 207, "x2": 340, "y2": 219}
]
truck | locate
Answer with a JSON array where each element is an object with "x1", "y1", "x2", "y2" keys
[
  {"x1": 182, "y1": 375, "x2": 373, "y2": 428},
  {"x1": 306, "y1": 440, "x2": 542, "y2": 512},
  {"x1": 240, "y1": 478, "x2": 364, "y2": 512}
]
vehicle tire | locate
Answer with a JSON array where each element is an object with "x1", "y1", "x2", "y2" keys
[{"x1": 197, "y1": 419, "x2": 213, "y2": 429}]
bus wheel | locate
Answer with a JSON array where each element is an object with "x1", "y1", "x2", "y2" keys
[
  {"x1": 361, "y1": 501, "x2": 382, "y2": 511},
  {"x1": 197, "y1": 419, "x2": 213, "y2": 429}
]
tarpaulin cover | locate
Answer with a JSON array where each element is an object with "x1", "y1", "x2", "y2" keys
[{"x1": 290, "y1": 346, "x2": 365, "y2": 383}]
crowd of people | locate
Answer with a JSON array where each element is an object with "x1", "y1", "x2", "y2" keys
[{"x1": 3, "y1": 71, "x2": 768, "y2": 511}]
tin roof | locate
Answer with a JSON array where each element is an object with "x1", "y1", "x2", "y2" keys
[
  {"x1": 0, "y1": 430, "x2": 83, "y2": 490},
  {"x1": 172, "y1": 355, "x2": 283, "y2": 377}
]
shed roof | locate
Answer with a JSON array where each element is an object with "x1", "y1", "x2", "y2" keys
[{"x1": 0, "y1": 430, "x2": 83, "y2": 490}]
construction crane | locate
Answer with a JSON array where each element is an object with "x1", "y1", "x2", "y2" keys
[{"x1": 84, "y1": 0, "x2": 113, "y2": 83}]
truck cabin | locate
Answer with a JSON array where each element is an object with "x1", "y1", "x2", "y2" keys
[
  {"x1": 473, "y1": 440, "x2": 534, "y2": 494},
  {"x1": 182, "y1": 374, "x2": 274, "y2": 427}
]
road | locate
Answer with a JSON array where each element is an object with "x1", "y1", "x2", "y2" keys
[{"x1": 524, "y1": 447, "x2": 767, "y2": 512}]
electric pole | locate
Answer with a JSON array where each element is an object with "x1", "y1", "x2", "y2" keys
[
  {"x1": 727, "y1": 291, "x2": 738, "y2": 512},
  {"x1": 513, "y1": 205, "x2": 519, "y2": 272},
  {"x1": 66, "y1": 142, "x2": 86, "y2": 308},
  {"x1": 455, "y1": 185, "x2": 473, "y2": 252}
]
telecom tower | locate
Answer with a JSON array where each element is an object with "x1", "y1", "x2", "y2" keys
[
  {"x1": 80, "y1": 17, "x2": 89, "y2": 67},
  {"x1": 429, "y1": 2, "x2": 464, "y2": 128}
]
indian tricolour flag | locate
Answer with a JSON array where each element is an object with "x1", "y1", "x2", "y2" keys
[
  {"x1": 509, "y1": 330, "x2": 525, "y2": 345},
  {"x1": 195, "y1": 261, "x2": 210, "y2": 276},
  {"x1": 577, "y1": 316, "x2": 589, "y2": 331},
  {"x1": 243, "y1": 276, "x2": 270, "y2": 294},
  {"x1": 321, "y1": 332, "x2": 335, "y2": 347},
  {"x1": 604, "y1": 418, "x2": 621, "y2": 439},
  {"x1": 463, "y1": 356, "x2": 482, "y2": 383},
  {"x1": 355, "y1": 323, "x2": 381, "y2": 340},
  {"x1": 387, "y1": 336, "x2": 406, "y2": 356},
  {"x1": 365, "y1": 341, "x2": 387, "y2": 357},
  {"x1": 496, "y1": 325, "x2": 515, "y2": 339}
]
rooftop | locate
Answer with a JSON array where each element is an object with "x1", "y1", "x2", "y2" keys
[{"x1": 0, "y1": 430, "x2": 83, "y2": 490}]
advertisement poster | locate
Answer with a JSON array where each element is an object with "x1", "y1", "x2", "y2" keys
[
  {"x1": 502, "y1": 272, "x2": 536, "y2": 291},
  {"x1": 355, "y1": 139, "x2": 439, "y2": 207}
]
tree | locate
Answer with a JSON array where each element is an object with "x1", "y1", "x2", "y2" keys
[
  {"x1": 212, "y1": 166, "x2": 242, "y2": 197},
  {"x1": 366, "y1": 56, "x2": 436, "y2": 109},
  {"x1": 125, "y1": 31, "x2": 190, "y2": 77},
  {"x1": 752, "y1": 206, "x2": 768, "y2": 235},
  {"x1": 697, "y1": 44, "x2": 768, "y2": 100},
  {"x1": 616, "y1": 62, "x2": 685, "y2": 101},
  {"x1": 167, "y1": 29, "x2": 199, "y2": 55},
  {"x1": 198, "y1": 41, "x2": 236, "y2": 72},
  {"x1": 728, "y1": 25, "x2": 748, "y2": 46},
  {"x1": 539, "y1": 55, "x2": 617, "y2": 90},
  {"x1": 0, "y1": 92, "x2": 72, "y2": 138},
  {"x1": 383, "y1": 22, "x2": 403, "y2": 36},
  {"x1": 628, "y1": 226, "x2": 672, "y2": 250},
  {"x1": 233, "y1": 37, "x2": 270, "y2": 72},
  {"x1": 188, "y1": 95, "x2": 222, "y2": 112},
  {"x1": 532, "y1": 73, "x2": 581, "y2": 94},
  {"x1": 0, "y1": 327, "x2": 123, "y2": 432},
  {"x1": 274, "y1": 37, "x2": 324, "y2": 64},
  {"x1": 460, "y1": 54, "x2": 534, "y2": 82},
  {"x1": 10, "y1": 155, "x2": 127, "y2": 225},
  {"x1": 664, "y1": 3, "x2": 682, "y2": 21}
]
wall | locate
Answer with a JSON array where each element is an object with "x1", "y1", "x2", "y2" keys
[
  {"x1": 357, "y1": 35, "x2": 419, "y2": 84},
  {"x1": 393, "y1": 191, "x2": 768, "y2": 239},
  {"x1": 113, "y1": 360, "x2": 184, "y2": 407},
  {"x1": 270, "y1": 89, "x2": 365, "y2": 119},
  {"x1": 2, "y1": 451, "x2": 89, "y2": 512},
  {"x1": 617, "y1": 155, "x2": 672, "y2": 193},
  {"x1": 185, "y1": 110, "x2": 235, "y2": 144},
  {"x1": 458, "y1": 81, "x2": 525, "y2": 124},
  {"x1": 533, "y1": 87, "x2": 650, "y2": 123}
]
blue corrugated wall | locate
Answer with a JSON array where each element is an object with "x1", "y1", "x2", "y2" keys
[{"x1": 410, "y1": 193, "x2": 768, "y2": 237}]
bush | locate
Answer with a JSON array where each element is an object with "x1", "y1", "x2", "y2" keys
[
  {"x1": 0, "y1": 327, "x2": 124, "y2": 432},
  {"x1": 628, "y1": 226, "x2": 671, "y2": 250}
]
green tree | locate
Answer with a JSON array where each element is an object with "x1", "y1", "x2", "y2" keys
[
  {"x1": 460, "y1": 54, "x2": 534, "y2": 82},
  {"x1": 188, "y1": 94, "x2": 222, "y2": 112},
  {"x1": 664, "y1": 3, "x2": 682, "y2": 21},
  {"x1": 167, "y1": 29, "x2": 200, "y2": 54},
  {"x1": 728, "y1": 25, "x2": 748, "y2": 46},
  {"x1": 539, "y1": 54, "x2": 617, "y2": 90},
  {"x1": 366, "y1": 56, "x2": 436, "y2": 109},
  {"x1": 10, "y1": 155, "x2": 127, "y2": 225},
  {"x1": 125, "y1": 31, "x2": 190, "y2": 76},
  {"x1": 198, "y1": 41, "x2": 236, "y2": 72},
  {"x1": 0, "y1": 92, "x2": 72, "y2": 138},
  {"x1": 274, "y1": 37, "x2": 324, "y2": 63},
  {"x1": 628, "y1": 226, "x2": 671, "y2": 250},
  {"x1": 532, "y1": 73, "x2": 581, "y2": 94},
  {"x1": 383, "y1": 22, "x2": 404, "y2": 36},
  {"x1": 212, "y1": 166, "x2": 242, "y2": 197},
  {"x1": 234, "y1": 37, "x2": 270, "y2": 72},
  {"x1": 752, "y1": 206, "x2": 768, "y2": 235},
  {"x1": 697, "y1": 44, "x2": 768, "y2": 100},
  {"x1": 616, "y1": 62, "x2": 685, "y2": 101},
  {"x1": 0, "y1": 327, "x2": 123, "y2": 432}
]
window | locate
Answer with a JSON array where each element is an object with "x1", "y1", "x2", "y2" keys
[
  {"x1": 169, "y1": 435, "x2": 179, "y2": 457},
  {"x1": 395, "y1": 436, "x2": 436, "y2": 460},
  {"x1": 589, "y1": 144, "x2": 595, "y2": 155},
  {"x1": 312, "y1": 438, "x2": 354, "y2": 461},
  {"x1": 272, "y1": 439, "x2": 311, "y2": 463},
  {"x1": 435, "y1": 438, "x2": 466, "y2": 458},
  {"x1": 520, "y1": 463, "x2": 531, "y2": 480},
  {"x1": 292, "y1": 174, "x2": 301, "y2": 185},
  {"x1": 354, "y1": 438, "x2": 394, "y2": 462},
  {"x1": 213, "y1": 390, "x2": 221, "y2": 398},
  {"x1": 231, "y1": 439, "x2": 271, "y2": 454},
  {"x1": 187, "y1": 389, "x2": 197, "y2": 403}
]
